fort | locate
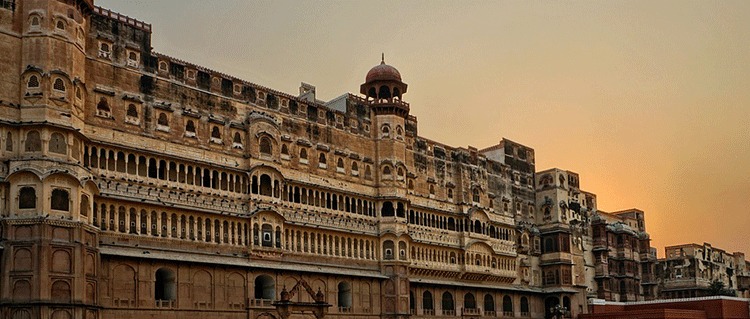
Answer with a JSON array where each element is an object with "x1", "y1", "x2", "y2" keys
[{"x1": 0, "y1": 1, "x2": 748, "y2": 319}]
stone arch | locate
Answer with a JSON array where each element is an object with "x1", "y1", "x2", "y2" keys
[
  {"x1": 423, "y1": 290, "x2": 434, "y2": 311},
  {"x1": 155, "y1": 267, "x2": 176, "y2": 301},
  {"x1": 459, "y1": 292, "x2": 474, "y2": 310},
  {"x1": 24, "y1": 130, "x2": 41, "y2": 152},
  {"x1": 226, "y1": 272, "x2": 246, "y2": 307},
  {"x1": 12, "y1": 309, "x2": 31, "y2": 319},
  {"x1": 258, "y1": 135, "x2": 274, "y2": 156},
  {"x1": 441, "y1": 291, "x2": 454, "y2": 313},
  {"x1": 51, "y1": 280, "x2": 71, "y2": 302},
  {"x1": 51, "y1": 310, "x2": 71, "y2": 319},
  {"x1": 13, "y1": 248, "x2": 32, "y2": 271},
  {"x1": 13, "y1": 280, "x2": 31, "y2": 301},
  {"x1": 51, "y1": 250, "x2": 71, "y2": 273},
  {"x1": 49, "y1": 132, "x2": 67, "y2": 155},
  {"x1": 113, "y1": 264, "x2": 136, "y2": 302},
  {"x1": 193, "y1": 270, "x2": 212, "y2": 303},
  {"x1": 337, "y1": 281, "x2": 352, "y2": 309},
  {"x1": 254, "y1": 274, "x2": 275, "y2": 300}
]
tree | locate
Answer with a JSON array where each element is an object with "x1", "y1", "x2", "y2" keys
[{"x1": 707, "y1": 280, "x2": 736, "y2": 297}]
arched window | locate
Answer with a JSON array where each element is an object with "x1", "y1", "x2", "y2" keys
[
  {"x1": 423, "y1": 291, "x2": 434, "y2": 311},
  {"x1": 383, "y1": 240, "x2": 394, "y2": 259},
  {"x1": 96, "y1": 97, "x2": 110, "y2": 115},
  {"x1": 381, "y1": 125, "x2": 390, "y2": 137},
  {"x1": 30, "y1": 15, "x2": 41, "y2": 27},
  {"x1": 80, "y1": 194, "x2": 89, "y2": 217},
  {"x1": 502, "y1": 295, "x2": 513, "y2": 314},
  {"x1": 281, "y1": 144, "x2": 289, "y2": 156},
  {"x1": 53, "y1": 78, "x2": 65, "y2": 92},
  {"x1": 381, "y1": 202, "x2": 394, "y2": 217},
  {"x1": 233, "y1": 132, "x2": 242, "y2": 145},
  {"x1": 351, "y1": 162, "x2": 358, "y2": 172},
  {"x1": 185, "y1": 120, "x2": 196, "y2": 134},
  {"x1": 259, "y1": 137, "x2": 272, "y2": 155},
  {"x1": 299, "y1": 148, "x2": 308, "y2": 160},
  {"x1": 382, "y1": 166, "x2": 391, "y2": 176},
  {"x1": 155, "y1": 268, "x2": 176, "y2": 301},
  {"x1": 128, "y1": 51, "x2": 138, "y2": 61},
  {"x1": 51, "y1": 189, "x2": 69, "y2": 211},
  {"x1": 520, "y1": 296, "x2": 529, "y2": 314},
  {"x1": 447, "y1": 188, "x2": 453, "y2": 199},
  {"x1": 318, "y1": 153, "x2": 327, "y2": 164},
  {"x1": 5, "y1": 132, "x2": 11, "y2": 151},
  {"x1": 27, "y1": 75, "x2": 39, "y2": 88},
  {"x1": 365, "y1": 165, "x2": 372, "y2": 180},
  {"x1": 254, "y1": 275, "x2": 275, "y2": 300},
  {"x1": 157, "y1": 113, "x2": 169, "y2": 126},
  {"x1": 19, "y1": 187, "x2": 36, "y2": 209},
  {"x1": 126, "y1": 104, "x2": 138, "y2": 117},
  {"x1": 49, "y1": 133, "x2": 66, "y2": 155},
  {"x1": 75, "y1": 86, "x2": 82, "y2": 100},
  {"x1": 484, "y1": 294, "x2": 495, "y2": 314},
  {"x1": 441, "y1": 292, "x2": 454, "y2": 314},
  {"x1": 100, "y1": 42, "x2": 110, "y2": 53},
  {"x1": 464, "y1": 293, "x2": 476, "y2": 309},
  {"x1": 337, "y1": 281, "x2": 352, "y2": 310},
  {"x1": 396, "y1": 125, "x2": 403, "y2": 137},
  {"x1": 259, "y1": 174, "x2": 272, "y2": 196},
  {"x1": 56, "y1": 20, "x2": 65, "y2": 30},
  {"x1": 472, "y1": 188, "x2": 480, "y2": 202},
  {"x1": 337, "y1": 158, "x2": 344, "y2": 169},
  {"x1": 211, "y1": 126, "x2": 221, "y2": 139},
  {"x1": 378, "y1": 86, "x2": 391, "y2": 99},
  {"x1": 24, "y1": 130, "x2": 41, "y2": 152},
  {"x1": 429, "y1": 184, "x2": 435, "y2": 195}
]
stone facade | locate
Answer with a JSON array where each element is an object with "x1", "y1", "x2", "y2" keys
[
  {"x1": 656, "y1": 243, "x2": 750, "y2": 299},
  {"x1": 0, "y1": 2, "x2": 744, "y2": 319}
]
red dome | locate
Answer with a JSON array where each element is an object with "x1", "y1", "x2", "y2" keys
[{"x1": 365, "y1": 61, "x2": 402, "y2": 83}]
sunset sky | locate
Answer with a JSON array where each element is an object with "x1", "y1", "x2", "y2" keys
[{"x1": 98, "y1": 0, "x2": 750, "y2": 257}]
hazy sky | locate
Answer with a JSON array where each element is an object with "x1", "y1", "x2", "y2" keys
[{"x1": 98, "y1": 0, "x2": 750, "y2": 257}]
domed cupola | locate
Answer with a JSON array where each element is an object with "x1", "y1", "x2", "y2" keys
[{"x1": 360, "y1": 54, "x2": 410, "y2": 117}]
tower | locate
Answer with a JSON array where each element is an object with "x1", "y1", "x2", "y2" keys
[
  {"x1": 1, "y1": 1, "x2": 100, "y2": 319},
  {"x1": 361, "y1": 56, "x2": 411, "y2": 319}
]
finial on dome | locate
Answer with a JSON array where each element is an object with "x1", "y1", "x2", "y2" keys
[{"x1": 381, "y1": 52, "x2": 385, "y2": 64}]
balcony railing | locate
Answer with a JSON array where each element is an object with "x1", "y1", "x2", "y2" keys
[
  {"x1": 462, "y1": 308, "x2": 481, "y2": 315},
  {"x1": 250, "y1": 299, "x2": 274, "y2": 308}
]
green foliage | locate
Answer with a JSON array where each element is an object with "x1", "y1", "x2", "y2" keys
[{"x1": 707, "y1": 280, "x2": 736, "y2": 297}]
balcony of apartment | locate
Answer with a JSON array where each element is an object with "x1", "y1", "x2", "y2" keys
[
  {"x1": 592, "y1": 238, "x2": 609, "y2": 251},
  {"x1": 410, "y1": 260, "x2": 462, "y2": 274},
  {"x1": 408, "y1": 225, "x2": 460, "y2": 246},
  {"x1": 540, "y1": 252, "x2": 573, "y2": 265},
  {"x1": 283, "y1": 201, "x2": 378, "y2": 234},
  {"x1": 462, "y1": 264, "x2": 517, "y2": 279},
  {"x1": 662, "y1": 277, "x2": 710, "y2": 290},
  {"x1": 594, "y1": 264, "x2": 609, "y2": 278},
  {"x1": 379, "y1": 216, "x2": 409, "y2": 234}
]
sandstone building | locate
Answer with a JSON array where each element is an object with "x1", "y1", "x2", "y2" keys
[
  {"x1": 656, "y1": 243, "x2": 750, "y2": 299},
  {"x1": 0, "y1": 1, "x2": 744, "y2": 319}
]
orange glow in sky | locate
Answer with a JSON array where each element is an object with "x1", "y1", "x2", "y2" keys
[{"x1": 99, "y1": 0, "x2": 750, "y2": 257}]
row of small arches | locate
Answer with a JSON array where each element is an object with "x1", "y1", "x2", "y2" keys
[{"x1": 415, "y1": 291, "x2": 529, "y2": 314}]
